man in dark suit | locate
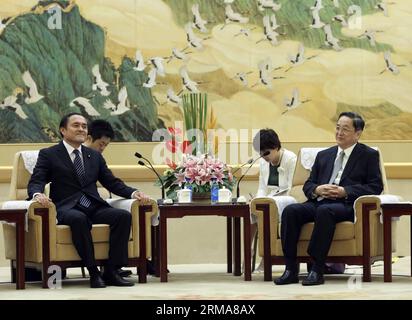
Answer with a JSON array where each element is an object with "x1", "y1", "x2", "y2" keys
[
  {"x1": 274, "y1": 112, "x2": 383, "y2": 286},
  {"x1": 28, "y1": 113, "x2": 150, "y2": 288}
]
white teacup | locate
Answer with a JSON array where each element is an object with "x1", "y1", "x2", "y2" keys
[
  {"x1": 218, "y1": 187, "x2": 232, "y2": 203},
  {"x1": 177, "y1": 188, "x2": 192, "y2": 203}
]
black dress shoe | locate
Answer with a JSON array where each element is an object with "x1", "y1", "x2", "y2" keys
[
  {"x1": 118, "y1": 268, "x2": 133, "y2": 277},
  {"x1": 274, "y1": 270, "x2": 299, "y2": 285},
  {"x1": 136, "y1": 259, "x2": 163, "y2": 276},
  {"x1": 90, "y1": 273, "x2": 106, "y2": 288},
  {"x1": 302, "y1": 270, "x2": 324, "y2": 286},
  {"x1": 103, "y1": 270, "x2": 135, "y2": 287},
  {"x1": 147, "y1": 259, "x2": 158, "y2": 275},
  {"x1": 324, "y1": 263, "x2": 345, "y2": 274}
]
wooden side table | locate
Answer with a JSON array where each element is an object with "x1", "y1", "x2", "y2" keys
[
  {"x1": 381, "y1": 203, "x2": 412, "y2": 282},
  {"x1": 157, "y1": 202, "x2": 251, "y2": 282},
  {"x1": 0, "y1": 209, "x2": 27, "y2": 289}
]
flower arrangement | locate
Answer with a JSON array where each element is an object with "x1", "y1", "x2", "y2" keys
[
  {"x1": 161, "y1": 153, "x2": 236, "y2": 200},
  {"x1": 165, "y1": 127, "x2": 192, "y2": 156}
]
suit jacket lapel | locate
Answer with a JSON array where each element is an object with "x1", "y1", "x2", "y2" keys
[
  {"x1": 323, "y1": 146, "x2": 337, "y2": 184},
  {"x1": 82, "y1": 146, "x2": 93, "y2": 184},
  {"x1": 340, "y1": 144, "x2": 362, "y2": 183}
]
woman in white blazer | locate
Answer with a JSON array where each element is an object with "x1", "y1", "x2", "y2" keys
[
  {"x1": 255, "y1": 149, "x2": 296, "y2": 198},
  {"x1": 251, "y1": 129, "x2": 297, "y2": 271}
]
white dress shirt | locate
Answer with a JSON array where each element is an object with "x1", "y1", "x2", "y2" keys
[{"x1": 63, "y1": 140, "x2": 84, "y2": 163}]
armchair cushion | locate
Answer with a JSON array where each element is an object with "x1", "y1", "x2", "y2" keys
[{"x1": 353, "y1": 194, "x2": 403, "y2": 223}]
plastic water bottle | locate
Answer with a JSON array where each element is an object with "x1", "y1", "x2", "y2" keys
[
  {"x1": 211, "y1": 179, "x2": 219, "y2": 204},
  {"x1": 184, "y1": 178, "x2": 192, "y2": 191}
]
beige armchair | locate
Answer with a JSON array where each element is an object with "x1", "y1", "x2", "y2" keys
[
  {"x1": 250, "y1": 148, "x2": 400, "y2": 282},
  {"x1": 1, "y1": 151, "x2": 157, "y2": 288}
]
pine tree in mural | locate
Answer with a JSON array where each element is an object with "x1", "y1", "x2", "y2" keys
[{"x1": 0, "y1": 0, "x2": 164, "y2": 143}]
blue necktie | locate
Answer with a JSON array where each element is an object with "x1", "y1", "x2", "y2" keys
[{"x1": 73, "y1": 149, "x2": 91, "y2": 208}]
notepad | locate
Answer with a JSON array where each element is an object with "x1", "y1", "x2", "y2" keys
[{"x1": 268, "y1": 188, "x2": 289, "y2": 197}]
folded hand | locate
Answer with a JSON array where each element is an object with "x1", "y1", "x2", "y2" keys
[{"x1": 315, "y1": 184, "x2": 346, "y2": 200}]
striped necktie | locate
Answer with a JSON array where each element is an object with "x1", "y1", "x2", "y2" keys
[{"x1": 73, "y1": 149, "x2": 91, "y2": 208}]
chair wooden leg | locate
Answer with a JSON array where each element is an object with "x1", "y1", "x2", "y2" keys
[
  {"x1": 152, "y1": 225, "x2": 160, "y2": 277},
  {"x1": 362, "y1": 258, "x2": 371, "y2": 282},
  {"x1": 41, "y1": 264, "x2": 49, "y2": 289},
  {"x1": 10, "y1": 261, "x2": 16, "y2": 283},
  {"x1": 252, "y1": 231, "x2": 258, "y2": 272},
  {"x1": 361, "y1": 203, "x2": 373, "y2": 282},
  {"x1": 256, "y1": 204, "x2": 273, "y2": 281},
  {"x1": 138, "y1": 206, "x2": 148, "y2": 283},
  {"x1": 233, "y1": 218, "x2": 241, "y2": 276},
  {"x1": 138, "y1": 259, "x2": 147, "y2": 283},
  {"x1": 81, "y1": 267, "x2": 86, "y2": 278}
]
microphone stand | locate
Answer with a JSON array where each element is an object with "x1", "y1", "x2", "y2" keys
[
  {"x1": 230, "y1": 158, "x2": 253, "y2": 177},
  {"x1": 135, "y1": 154, "x2": 166, "y2": 204},
  {"x1": 236, "y1": 151, "x2": 270, "y2": 198}
]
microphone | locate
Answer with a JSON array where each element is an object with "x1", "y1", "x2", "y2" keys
[
  {"x1": 231, "y1": 158, "x2": 254, "y2": 176},
  {"x1": 236, "y1": 150, "x2": 270, "y2": 198},
  {"x1": 135, "y1": 153, "x2": 165, "y2": 203}
]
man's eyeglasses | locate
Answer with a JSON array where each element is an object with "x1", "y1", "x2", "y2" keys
[{"x1": 335, "y1": 126, "x2": 354, "y2": 134}]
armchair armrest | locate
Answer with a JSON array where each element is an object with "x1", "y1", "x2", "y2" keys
[
  {"x1": 106, "y1": 198, "x2": 157, "y2": 225},
  {"x1": 353, "y1": 194, "x2": 404, "y2": 224},
  {"x1": 1, "y1": 200, "x2": 57, "y2": 263},
  {"x1": 251, "y1": 196, "x2": 297, "y2": 225},
  {"x1": 1, "y1": 200, "x2": 56, "y2": 231},
  {"x1": 250, "y1": 196, "x2": 297, "y2": 241},
  {"x1": 353, "y1": 194, "x2": 403, "y2": 256},
  {"x1": 30, "y1": 202, "x2": 58, "y2": 262},
  {"x1": 106, "y1": 198, "x2": 158, "y2": 258}
]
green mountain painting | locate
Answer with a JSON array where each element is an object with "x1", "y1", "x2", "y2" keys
[{"x1": 0, "y1": 0, "x2": 164, "y2": 143}]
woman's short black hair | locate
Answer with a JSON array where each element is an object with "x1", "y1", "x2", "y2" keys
[{"x1": 253, "y1": 129, "x2": 281, "y2": 152}]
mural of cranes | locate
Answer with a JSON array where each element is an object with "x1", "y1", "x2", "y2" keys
[{"x1": 0, "y1": 0, "x2": 411, "y2": 142}]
